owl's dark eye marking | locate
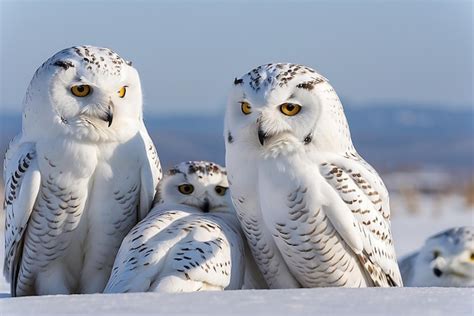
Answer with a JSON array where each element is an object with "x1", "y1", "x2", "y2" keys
[
  {"x1": 469, "y1": 252, "x2": 474, "y2": 262},
  {"x1": 433, "y1": 250, "x2": 441, "y2": 259},
  {"x1": 178, "y1": 184, "x2": 194, "y2": 195},
  {"x1": 215, "y1": 186, "x2": 228, "y2": 196}
]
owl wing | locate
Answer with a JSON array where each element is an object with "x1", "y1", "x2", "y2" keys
[
  {"x1": 3, "y1": 136, "x2": 41, "y2": 294},
  {"x1": 160, "y1": 215, "x2": 238, "y2": 291},
  {"x1": 105, "y1": 210, "x2": 238, "y2": 293},
  {"x1": 137, "y1": 124, "x2": 162, "y2": 220},
  {"x1": 104, "y1": 210, "x2": 189, "y2": 293},
  {"x1": 398, "y1": 252, "x2": 418, "y2": 286},
  {"x1": 232, "y1": 197, "x2": 301, "y2": 288},
  {"x1": 241, "y1": 240, "x2": 269, "y2": 289},
  {"x1": 318, "y1": 155, "x2": 403, "y2": 286}
]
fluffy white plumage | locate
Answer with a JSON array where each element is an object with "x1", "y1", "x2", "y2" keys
[
  {"x1": 105, "y1": 161, "x2": 257, "y2": 293},
  {"x1": 400, "y1": 227, "x2": 474, "y2": 287},
  {"x1": 3, "y1": 46, "x2": 162, "y2": 296},
  {"x1": 224, "y1": 63, "x2": 402, "y2": 288}
]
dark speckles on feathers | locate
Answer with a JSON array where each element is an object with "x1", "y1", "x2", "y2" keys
[
  {"x1": 168, "y1": 168, "x2": 180, "y2": 176},
  {"x1": 242, "y1": 63, "x2": 326, "y2": 92},
  {"x1": 296, "y1": 78, "x2": 325, "y2": 90},
  {"x1": 227, "y1": 131, "x2": 234, "y2": 144},
  {"x1": 179, "y1": 161, "x2": 226, "y2": 178},
  {"x1": 48, "y1": 45, "x2": 131, "y2": 76},
  {"x1": 53, "y1": 60, "x2": 74, "y2": 70}
]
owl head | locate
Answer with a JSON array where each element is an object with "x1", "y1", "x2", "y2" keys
[
  {"x1": 414, "y1": 226, "x2": 474, "y2": 287},
  {"x1": 154, "y1": 161, "x2": 230, "y2": 213},
  {"x1": 22, "y1": 45, "x2": 143, "y2": 142},
  {"x1": 225, "y1": 63, "x2": 355, "y2": 158}
]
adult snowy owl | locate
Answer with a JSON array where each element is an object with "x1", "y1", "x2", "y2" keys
[
  {"x1": 3, "y1": 46, "x2": 162, "y2": 296},
  {"x1": 224, "y1": 63, "x2": 402, "y2": 288},
  {"x1": 400, "y1": 227, "x2": 474, "y2": 287},
  {"x1": 104, "y1": 161, "x2": 248, "y2": 293}
]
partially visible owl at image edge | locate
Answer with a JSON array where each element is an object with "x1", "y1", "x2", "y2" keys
[
  {"x1": 3, "y1": 46, "x2": 162, "y2": 296},
  {"x1": 225, "y1": 63, "x2": 403, "y2": 288},
  {"x1": 400, "y1": 227, "x2": 474, "y2": 287}
]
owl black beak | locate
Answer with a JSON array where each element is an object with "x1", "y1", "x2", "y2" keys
[
  {"x1": 102, "y1": 101, "x2": 114, "y2": 127},
  {"x1": 257, "y1": 126, "x2": 267, "y2": 146},
  {"x1": 201, "y1": 198, "x2": 210, "y2": 213},
  {"x1": 433, "y1": 267, "x2": 443, "y2": 277},
  {"x1": 106, "y1": 109, "x2": 113, "y2": 127}
]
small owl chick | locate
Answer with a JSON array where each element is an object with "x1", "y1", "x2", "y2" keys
[
  {"x1": 104, "y1": 161, "x2": 248, "y2": 293},
  {"x1": 400, "y1": 226, "x2": 474, "y2": 287}
]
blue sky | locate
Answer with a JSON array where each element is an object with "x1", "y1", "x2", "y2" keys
[{"x1": 0, "y1": 0, "x2": 472, "y2": 116}]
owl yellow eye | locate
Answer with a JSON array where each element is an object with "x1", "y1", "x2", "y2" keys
[
  {"x1": 70, "y1": 85, "x2": 91, "y2": 97},
  {"x1": 178, "y1": 184, "x2": 194, "y2": 195},
  {"x1": 215, "y1": 186, "x2": 228, "y2": 196},
  {"x1": 118, "y1": 86, "x2": 127, "y2": 98},
  {"x1": 240, "y1": 101, "x2": 252, "y2": 115},
  {"x1": 280, "y1": 103, "x2": 301, "y2": 116},
  {"x1": 469, "y1": 252, "x2": 474, "y2": 262}
]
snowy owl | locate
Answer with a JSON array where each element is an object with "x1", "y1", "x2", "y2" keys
[
  {"x1": 3, "y1": 46, "x2": 162, "y2": 296},
  {"x1": 400, "y1": 227, "x2": 474, "y2": 287},
  {"x1": 224, "y1": 63, "x2": 403, "y2": 288},
  {"x1": 104, "y1": 161, "x2": 249, "y2": 293}
]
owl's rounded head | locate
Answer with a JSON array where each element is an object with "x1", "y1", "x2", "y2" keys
[
  {"x1": 414, "y1": 226, "x2": 474, "y2": 287},
  {"x1": 225, "y1": 63, "x2": 355, "y2": 158},
  {"x1": 154, "y1": 161, "x2": 230, "y2": 213},
  {"x1": 22, "y1": 45, "x2": 143, "y2": 142}
]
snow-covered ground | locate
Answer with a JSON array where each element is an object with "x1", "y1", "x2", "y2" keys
[{"x1": 1, "y1": 288, "x2": 473, "y2": 316}]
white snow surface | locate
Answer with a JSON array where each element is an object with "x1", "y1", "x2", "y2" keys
[{"x1": 1, "y1": 288, "x2": 473, "y2": 316}]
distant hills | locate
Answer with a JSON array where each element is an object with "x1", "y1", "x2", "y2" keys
[
  {"x1": 345, "y1": 105, "x2": 473, "y2": 173},
  {"x1": 1, "y1": 104, "x2": 472, "y2": 176}
]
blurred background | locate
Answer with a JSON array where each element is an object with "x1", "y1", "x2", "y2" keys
[{"x1": 0, "y1": 0, "x2": 472, "y2": 281}]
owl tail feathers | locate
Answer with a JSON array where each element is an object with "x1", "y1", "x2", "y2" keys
[
  {"x1": 357, "y1": 252, "x2": 402, "y2": 287},
  {"x1": 151, "y1": 275, "x2": 223, "y2": 293}
]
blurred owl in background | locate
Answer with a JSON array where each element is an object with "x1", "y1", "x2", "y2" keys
[{"x1": 400, "y1": 226, "x2": 474, "y2": 287}]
